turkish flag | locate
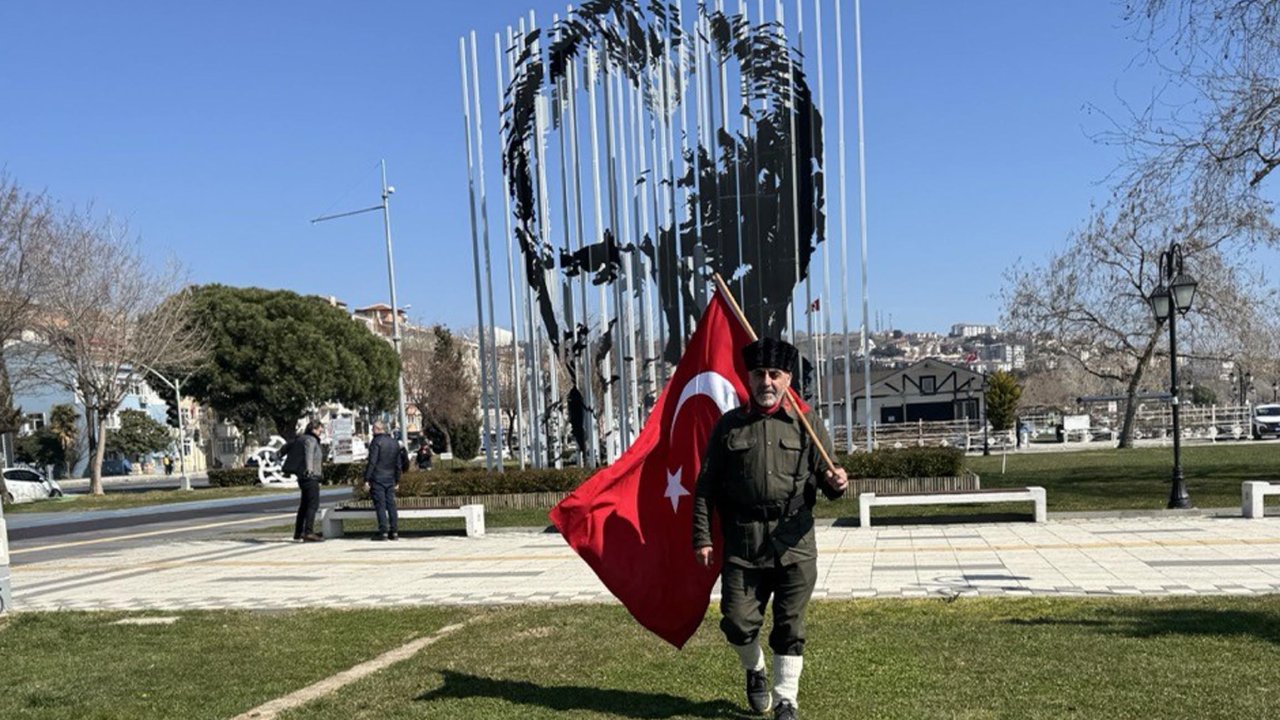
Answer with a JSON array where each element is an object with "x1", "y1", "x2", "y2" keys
[{"x1": 549, "y1": 290, "x2": 756, "y2": 648}]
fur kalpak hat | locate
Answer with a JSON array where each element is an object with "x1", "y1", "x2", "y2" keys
[{"x1": 742, "y1": 337, "x2": 799, "y2": 372}]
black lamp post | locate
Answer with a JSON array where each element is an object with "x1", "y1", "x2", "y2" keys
[
  {"x1": 1147, "y1": 243, "x2": 1199, "y2": 510},
  {"x1": 1229, "y1": 368, "x2": 1254, "y2": 405}
]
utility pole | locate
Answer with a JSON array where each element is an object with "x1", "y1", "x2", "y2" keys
[
  {"x1": 139, "y1": 365, "x2": 193, "y2": 491},
  {"x1": 311, "y1": 160, "x2": 411, "y2": 441}
]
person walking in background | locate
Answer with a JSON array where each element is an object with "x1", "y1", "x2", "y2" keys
[
  {"x1": 364, "y1": 421, "x2": 402, "y2": 541},
  {"x1": 162, "y1": 455, "x2": 174, "y2": 476},
  {"x1": 282, "y1": 420, "x2": 325, "y2": 542},
  {"x1": 416, "y1": 440, "x2": 434, "y2": 470}
]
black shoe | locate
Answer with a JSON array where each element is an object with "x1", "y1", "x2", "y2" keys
[
  {"x1": 388, "y1": 532, "x2": 399, "y2": 541},
  {"x1": 774, "y1": 701, "x2": 797, "y2": 720},
  {"x1": 371, "y1": 533, "x2": 388, "y2": 541},
  {"x1": 302, "y1": 533, "x2": 324, "y2": 543},
  {"x1": 746, "y1": 668, "x2": 770, "y2": 713}
]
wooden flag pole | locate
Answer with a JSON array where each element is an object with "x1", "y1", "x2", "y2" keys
[{"x1": 711, "y1": 273, "x2": 838, "y2": 473}]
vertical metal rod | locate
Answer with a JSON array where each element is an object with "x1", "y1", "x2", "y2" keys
[
  {"x1": 565, "y1": 55, "x2": 597, "y2": 468},
  {"x1": 377, "y1": 161, "x2": 412, "y2": 447},
  {"x1": 552, "y1": 15, "x2": 579, "y2": 465},
  {"x1": 853, "y1": 0, "x2": 873, "y2": 450},
  {"x1": 612, "y1": 50, "x2": 637, "y2": 450},
  {"x1": 679, "y1": 0, "x2": 707, "y2": 314},
  {"x1": 661, "y1": 5, "x2": 686, "y2": 351},
  {"x1": 494, "y1": 31, "x2": 526, "y2": 470},
  {"x1": 469, "y1": 33, "x2": 503, "y2": 470},
  {"x1": 629, "y1": 54, "x2": 656, "y2": 415},
  {"x1": 795, "y1": 0, "x2": 815, "y2": 399},
  {"x1": 602, "y1": 46, "x2": 632, "y2": 454},
  {"x1": 586, "y1": 47, "x2": 616, "y2": 463},
  {"x1": 530, "y1": 12, "x2": 563, "y2": 470},
  {"x1": 834, "y1": 0, "x2": 854, "y2": 452},
  {"x1": 460, "y1": 38, "x2": 496, "y2": 469},
  {"x1": 518, "y1": 19, "x2": 545, "y2": 468},
  {"x1": 645, "y1": 60, "x2": 670, "y2": 389},
  {"x1": 813, "y1": 0, "x2": 834, "y2": 431},
  {"x1": 718, "y1": 0, "x2": 746, "y2": 301},
  {"x1": 780, "y1": 1, "x2": 802, "y2": 353},
  {"x1": 739, "y1": 0, "x2": 765, "y2": 332}
]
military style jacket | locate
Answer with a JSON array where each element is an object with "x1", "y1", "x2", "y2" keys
[{"x1": 692, "y1": 403, "x2": 843, "y2": 568}]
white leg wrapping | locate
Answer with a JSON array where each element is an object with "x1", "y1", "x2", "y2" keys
[
  {"x1": 773, "y1": 653, "x2": 803, "y2": 708},
  {"x1": 732, "y1": 641, "x2": 766, "y2": 671}
]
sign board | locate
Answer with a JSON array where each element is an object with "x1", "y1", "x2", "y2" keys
[
  {"x1": 331, "y1": 416, "x2": 355, "y2": 464},
  {"x1": 1063, "y1": 414, "x2": 1091, "y2": 432}
]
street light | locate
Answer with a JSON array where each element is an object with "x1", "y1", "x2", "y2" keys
[
  {"x1": 138, "y1": 364, "x2": 193, "y2": 492},
  {"x1": 1147, "y1": 242, "x2": 1198, "y2": 509},
  {"x1": 311, "y1": 160, "x2": 410, "y2": 441}
]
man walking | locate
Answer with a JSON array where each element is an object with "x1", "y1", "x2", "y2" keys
[
  {"x1": 364, "y1": 421, "x2": 402, "y2": 541},
  {"x1": 282, "y1": 420, "x2": 325, "y2": 542},
  {"x1": 692, "y1": 337, "x2": 849, "y2": 720}
]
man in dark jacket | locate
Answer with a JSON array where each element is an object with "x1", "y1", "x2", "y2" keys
[
  {"x1": 692, "y1": 337, "x2": 848, "y2": 720},
  {"x1": 364, "y1": 421, "x2": 402, "y2": 540},
  {"x1": 281, "y1": 420, "x2": 325, "y2": 542}
]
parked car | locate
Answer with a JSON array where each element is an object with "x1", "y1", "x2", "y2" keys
[
  {"x1": 1253, "y1": 404, "x2": 1280, "y2": 440},
  {"x1": 1, "y1": 466, "x2": 64, "y2": 505}
]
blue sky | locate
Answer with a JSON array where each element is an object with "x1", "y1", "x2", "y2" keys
[{"x1": 1, "y1": 1, "x2": 1176, "y2": 334}]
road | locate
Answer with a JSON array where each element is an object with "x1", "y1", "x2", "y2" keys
[{"x1": 4, "y1": 487, "x2": 353, "y2": 566}]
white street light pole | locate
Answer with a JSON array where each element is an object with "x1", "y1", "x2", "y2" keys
[
  {"x1": 138, "y1": 365, "x2": 192, "y2": 491},
  {"x1": 311, "y1": 160, "x2": 411, "y2": 441}
]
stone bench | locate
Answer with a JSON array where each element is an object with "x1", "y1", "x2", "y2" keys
[
  {"x1": 319, "y1": 505, "x2": 485, "y2": 538},
  {"x1": 859, "y1": 486, "x2": 1047, "y2": 528},
  {"x1": 1242, "y1": 482, "x2": 1280, "y2": 519}
]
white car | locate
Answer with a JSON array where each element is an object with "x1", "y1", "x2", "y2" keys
[
  {"x1": 1253, "y1": 404, "x2": 1280, "y2": 440},
  {"x1": 1, "y1": 466, "x2": 64, "y2": 505}
]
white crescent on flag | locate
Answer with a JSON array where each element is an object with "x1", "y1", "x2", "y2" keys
[
  {"x1": 669, "y1": 370, "x2": 740, "y2": 445},
  {"x1": 664, "y1": 371, "x2": 741, "y2": 513}
]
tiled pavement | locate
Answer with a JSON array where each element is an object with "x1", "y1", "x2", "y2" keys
[{"x1": 11, "y1": 515, "x2": 1280, "y2": 611}]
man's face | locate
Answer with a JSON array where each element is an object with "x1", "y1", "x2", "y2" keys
[{"x1": 748, "y1": 367, "x2": 792, "y2": 409}]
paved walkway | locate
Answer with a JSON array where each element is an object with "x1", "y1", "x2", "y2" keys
[{"x1": 10, "y1": 514, "x2": 1280, "y2": 612}]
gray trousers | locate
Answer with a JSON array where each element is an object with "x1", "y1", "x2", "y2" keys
[{"x1": 719, "y1": 558, "x2": 818, "y2": 656}]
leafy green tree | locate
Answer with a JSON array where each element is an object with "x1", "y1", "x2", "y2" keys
[
  {"x1": 49, "y1": 404, "x2": 80, "y2": 478},
  {"x1": 402, "y1": 325, "x2": 478, "y2": 453},
  {"x1": 180, "y1": 285, "x2": 400, "y2": 439},
  {"x1": 15, "y1": 429, "x2": 64, "y2": 469},
  {"x1": 107, "y1": 409, "x2": 172, "y2": 458},
  {"x1": 985, "y1": 371, "x2": 1023, "y2": 434},
  {"x1": 1190, "y1": 385, "x2": 1218, "y2": 406},
  {"x1": 450, "y1": 415, "x2": 481, "y2": 461}
]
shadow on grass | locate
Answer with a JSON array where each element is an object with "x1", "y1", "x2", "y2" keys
[
  {"x1": 416, "y1": 671, "x2": 746, "y2": 719},
  {"x1": 1008, "y1": 608, "x2": 1280, "y2": 646}
]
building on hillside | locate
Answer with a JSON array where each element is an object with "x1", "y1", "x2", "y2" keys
[
  {"x1": 824, "y1": 358, "x2": 987, "y2": 426},
  {"x1": 949, "y1": 323, "x2": 1000, "y2": 338}
]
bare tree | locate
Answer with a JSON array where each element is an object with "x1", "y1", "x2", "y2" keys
[
  {"x1": 27, "y1": 208, "x2": 203, "y2": 494},
  {"x1": 0, "y1": 174, "x2": 57, "y2": 435},
  {"x1": 1003, "y1": 175, "x2": 1274, "y2": 446},
  {"x1": 401, "y1": 325, "x2": 477, "y2": 454}
]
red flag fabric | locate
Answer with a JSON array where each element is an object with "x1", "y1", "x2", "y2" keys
[{"x1": 549, "y1": 290, "x2": 756, "y2": 648}]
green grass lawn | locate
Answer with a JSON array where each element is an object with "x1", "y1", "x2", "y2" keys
[
  {"x1": 1, "y1": 486, "x2": 296, "y2": 514},
  {"x1": 3, "y1": 597, "x2": 1277, "y2": 719},
  {"x1": 964, "y1": 443, "x2": 1280, "y2": 511}
]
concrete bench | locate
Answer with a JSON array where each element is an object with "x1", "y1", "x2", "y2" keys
[
  {"x1": 859, "y1": 486, "x2": 1047, "y2": 528},
  {"x1": 319, "y1": 505, "x2": 485, "y2": 538},
  {"x1": 1242, "y1": 482, "x2": 1280, "y2": 519}
]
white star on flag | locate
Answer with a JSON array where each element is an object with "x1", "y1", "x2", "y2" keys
[{"x1": 665, "y1": 466, "x2": 690, "y2": 512}]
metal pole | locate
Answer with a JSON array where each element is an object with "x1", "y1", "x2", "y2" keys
[
  {"x1": 514, "y1": 23, "x2": 543, "y2": 469},
  {"x1": 587, "y1": 47, "x2": 616, "y2": 463},
  {"x1": 495, "y1": 31, "x2": 527, "y2": 470},
  {"x1": 603, "y1": 46, "x2": 632, "y2": 453},
  {"x1": 175, "y1": 378, "x2": 190, "y2": 491},
  {"x1": 566, "y1": 55, "x2": 598, "y2": 468},
  {"x1": 378, "y1": 160, "x2": 411, "y2": 446},
  {"x1": 853, "y1": 0, "x2": 874, "y2": 450},
  {"x1": 834, "y1": 0, "x2": 854, "y2": 452},
  {"x1": 1168, "y1": 298, "x2": 1189, "y2": 507},
  {"x1": 814, "y1": 0, "x2": 834, "y2": 432},
  {"x1": 459, "y1": 39, "x2": 496, "y2": 470},
  {"x1": 469, "y1": 34, "x2": 504, "y2": 469}
]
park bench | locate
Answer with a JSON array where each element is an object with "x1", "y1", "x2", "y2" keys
[
  {"x1": 858, "y1": 486, "x2": 1047, "y2": 528},
  {"x1": 1241, "y1": 482, "x2": 1280, "y2": 519},
  {"x1": 319, "y1": 504, "x2": 486, "y2": 538}
]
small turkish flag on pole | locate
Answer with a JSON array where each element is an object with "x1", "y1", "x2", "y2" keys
[{"x1": 549, "y1": 289, "x2": 754, "y2": 648}]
